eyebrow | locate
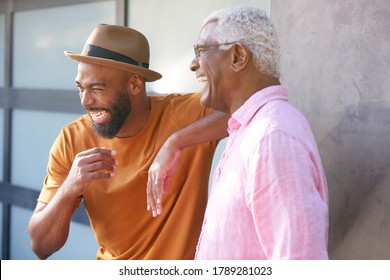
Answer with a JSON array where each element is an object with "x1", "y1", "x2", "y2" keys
[
  {"x1": 75, "y1": 81, "x2": 107, "y2": 88},
  {"x1": 195, "y1": 40, "x2": 207, "y2": 47}
]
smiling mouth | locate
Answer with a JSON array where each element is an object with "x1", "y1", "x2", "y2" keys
[
  {"x1": 88, "y1": 109, "x2": 110, "y2": 124},
  {"x1": 197, "y1": 75, "x2": 208, "y2": 83}
]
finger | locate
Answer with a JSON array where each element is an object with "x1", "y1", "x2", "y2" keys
[
  {"x1": 81, "y1": 151, "x2": 118, "y2": 167},
  {"x1": 153, "y1": 175, "x2": 163, "y2": 216},
  {"x1": 79, "y1": 147, "x2": 116, "y2": 157},
  {"x1": 156, "y1": 196, "x2": 163, "y2": 216},
  {"x1": 162, "y1": 176, "x2": 172, "y2": 195},
  {"x1": 86, "y1": 170, "x2": 114, "y2": 181},
  {"x1": 146, "y1": 174, "x2": 157, "y2": 216},
  {"x1": 146, "y1": 195, "x2": 150, "y2": 211},
  {"x1": 87, "y1": 161, "x2": 117, "y2": 173}
]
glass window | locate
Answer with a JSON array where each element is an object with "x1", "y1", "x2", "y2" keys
[
  {"x1": 46, "y1": 220, "x2": 97, "y2": 260},
  {"x1": 0, "y1": 14, "x2": 5, "y2": 87},
  {"x1": 0, "y1": 109, "x2": 3, "y2": 181},
  {"x1": 10, "y1": 206, "x2": 42, "y2": 260},
  {"x1": 128, "y1": 0, "x2": 269, "y2": 94},
  {"x1": 11, "y1": 109, "x2": 81, "y2": 191},
  {"x1": 0, "y1": 202, "x2": 2, "y2": 253},
  {"x1": 10, "y1": 206, "x2": 97, "y2": 259},
  {"x1": 13, "y1": 1, "x2": 115, "y2": 90}
]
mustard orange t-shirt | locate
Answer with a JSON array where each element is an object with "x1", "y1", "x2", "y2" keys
[{"x1": 38, "y1": 93, "x2": 218, "y2": 259}]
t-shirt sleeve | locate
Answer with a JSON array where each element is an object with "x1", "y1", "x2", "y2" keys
[
  {"x1": 169, "y1": 93, "x2": 215, "y2": 127},
  {"x1": 38, "y1": 128, "x2": 81, "y2": 208}
]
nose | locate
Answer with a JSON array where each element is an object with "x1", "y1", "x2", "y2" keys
[
  {"x1": 80, "y1": 90, "x2": 94, "y2": 107},
  {"x1": 189, "y1": 57, "x2": 200, "y2": 72}
]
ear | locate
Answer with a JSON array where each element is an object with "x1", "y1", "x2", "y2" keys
[
  {"x1": 231, "y1": 43, "x2": 250, "y2": 72},
  {"x1": 127, "y1": 74, "x2": 145, "y2": 96}
]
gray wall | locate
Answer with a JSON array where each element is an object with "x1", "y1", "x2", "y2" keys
[{"x1": 271, "y1": 0, "x2": 390, "y2": 259}]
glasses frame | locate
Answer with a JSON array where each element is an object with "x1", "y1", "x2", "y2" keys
[{"x1": 193, "y1": 42, "x2": 236, "y2": 60}]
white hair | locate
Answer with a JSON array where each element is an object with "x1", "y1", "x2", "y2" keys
[{"x1": 204, "y1": 6, "x2": 280, "y2": 78}]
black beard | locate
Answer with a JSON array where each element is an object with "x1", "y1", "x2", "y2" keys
[{"x1": 89, "y1": 92, "x2": 131, "y2": 139}]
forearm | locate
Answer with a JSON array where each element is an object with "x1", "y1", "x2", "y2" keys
[
  {"x1": 167, "y1": 111, "x2": 229, "y2": 150},
  {"x1": 29, "y1": 147, "x2": 116, "y2": 258},
  {"x1": 28, "y1": 184, "x2": 79, "y2": 259},
  {"x1": 147, "y1": 111, "x2": 229, "y2": 216}
]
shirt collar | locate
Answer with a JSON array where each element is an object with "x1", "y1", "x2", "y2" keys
[{"x1": 228, "y1": 85, "x2": 288, "y2": 133}]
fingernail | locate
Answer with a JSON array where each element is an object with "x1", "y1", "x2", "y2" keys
[{"x1": 111, "y1": 150, "x2": 117, "y2": 156}]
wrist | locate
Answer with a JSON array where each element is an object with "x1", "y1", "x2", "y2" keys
[
  {"x1": 58, "y1": 179, "x2": 84, "y2": 202},
  {"x1": 164, "y1": 133, "x2": 184, "y2": 151}
]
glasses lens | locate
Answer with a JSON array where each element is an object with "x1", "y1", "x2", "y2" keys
[{"x1": 194, "y1": 45, "x2": 200, "y2": 59}]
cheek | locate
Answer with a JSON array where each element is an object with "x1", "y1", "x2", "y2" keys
[
  {"x1": 208, "y1": 74, "x2": 225, "y2": 98},
  {"x1": 207, "y1": 66, "x2": 225, "y2": 85}
]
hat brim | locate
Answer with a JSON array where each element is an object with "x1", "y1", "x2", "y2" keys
[{"x1": 64, "y1": 51, "x2": 162, "y2": 82}]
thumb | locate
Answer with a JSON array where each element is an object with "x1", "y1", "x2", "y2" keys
[{"x1": 162, "y1": 177, "x2": 172, "y2": 195}]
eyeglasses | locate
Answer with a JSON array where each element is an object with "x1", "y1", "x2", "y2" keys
[{"x1": 193, "y1": 42, "x2": 236, "y2": 60}]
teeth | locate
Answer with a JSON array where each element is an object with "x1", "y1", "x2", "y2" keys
[
  {"x1": 197, "y1": 76, "x2": 208, "y2": 83},
  {"x1": 91, "y1": 110, "x2": 107, "y2": 119}
]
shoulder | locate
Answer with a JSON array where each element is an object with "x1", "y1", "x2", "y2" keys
[
  {"x1": 148, "y1": 93, "x2": 215, "y2": 133},
  {"x1": 151, "y1": 93, "x2": 202, "y2": 107},
  {"x1": 151, "y1": 93, "x2": 211, "y2": 121},
  {"x1": 60, "y1": 114, "x2": 92, "y2": 135},
  {"x1": 54, "y1": 114, "x2": 97, "y2": 149}
]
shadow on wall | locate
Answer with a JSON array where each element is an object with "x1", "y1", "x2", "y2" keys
[{"x1": 320, "y1": 100, "x2": 390, "y2": 259}]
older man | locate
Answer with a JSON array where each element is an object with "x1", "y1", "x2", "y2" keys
[
  {"x1": 148, "y1": 7, "x2": 329, "y2": 260},
  {"x1": 192, "y1": 7, "x2": 329, "y2": 260}
]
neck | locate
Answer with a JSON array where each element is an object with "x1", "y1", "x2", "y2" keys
[
  {"x1": 228, "y1": 74, "x2": 281, "y2": 114},
  {"x1": 116, "y1": 95, "x2": 151, "y2": 138}
]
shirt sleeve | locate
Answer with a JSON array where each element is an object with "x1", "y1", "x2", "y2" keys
[
  {"x1": 245, "y1": 129, "x2": 329, "y2": 259},
  {"x1": 169, "y1": 93, "x2": 215, "y2": 127},
  {"x1": 38, "y1": 128, "x2": 82, "y2": 208}
]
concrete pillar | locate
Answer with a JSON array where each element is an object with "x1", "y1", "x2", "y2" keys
[{"x1": 271, "y1": 0, "x2": 390, "y2": 259}]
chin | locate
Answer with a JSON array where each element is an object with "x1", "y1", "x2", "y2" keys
[{"x1": 200, "y1": 94, "x2": 212, "y2": 109}]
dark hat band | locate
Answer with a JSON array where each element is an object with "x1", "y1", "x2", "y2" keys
[{"x1": 83, "y1": 44, "x2": 149, "y2": 69}]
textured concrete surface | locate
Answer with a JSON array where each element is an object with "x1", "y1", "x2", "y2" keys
[{"x1": 271, "y1": 0, "x2": 390, "y2": 259}]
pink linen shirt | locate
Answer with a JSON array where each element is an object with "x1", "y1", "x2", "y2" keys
[{"x1": 195, "y1": 85, "x2": 329, "y2": 260}]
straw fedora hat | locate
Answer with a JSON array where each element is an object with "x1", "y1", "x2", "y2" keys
[{"x1": 64, "y1": 24, "x2": 162, "y2": 82}]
